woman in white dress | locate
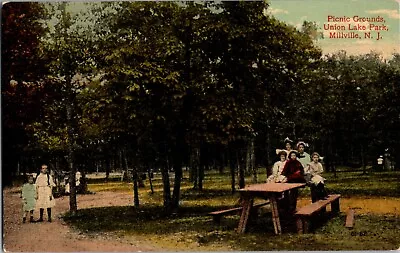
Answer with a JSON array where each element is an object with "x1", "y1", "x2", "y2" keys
[
  {"x1": 267, "y1": 151, "x2": 287, "y2": 183},
  {"x1": 305, "y1": 152, "x2": 328, "y2": 202},
  {"x1": 35, "y1": 164, "x2": 56, "y2": 222}
]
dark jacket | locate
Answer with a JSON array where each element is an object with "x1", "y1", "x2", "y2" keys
[{"x1": 282, "y1": 159, "x2": 306, "y2": 183}]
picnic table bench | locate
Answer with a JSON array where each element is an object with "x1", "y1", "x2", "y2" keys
[
  {"x1": 295, "y1": 194, "x2": 341, "y2": 234},
  {"x1": 209, "y1": 201, "x2": 270, "y2": 223}
]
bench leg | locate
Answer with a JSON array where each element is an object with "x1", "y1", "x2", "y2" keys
[
  {"x1": 296, "y1": 217, "x2": 304, "y2": 234},
  {"x1": 303, "y1": 219, "x2": 309, "y2": 233},
  {"x1": 237, "y1": 198, "x2": 253, "y2": 233},
  {"x1": 331, "y1": 199, "x2": 340, "y2": 213}
]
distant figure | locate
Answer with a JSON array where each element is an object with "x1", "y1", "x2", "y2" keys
[
  {"x1": 377, "y1": 155, "x2": 384, "y2": 171},
  {"x1": 21, "y1": 174, "x2": 36, "y2": 223},
  {"x1": 267, "y1": 151, "x2": 287, "y2": 183},
  {"x1": 65, "y1": 171, "x2": 81, "y2": 194},
  {"x1": 35, "y1": 164, "x2": 56, "y2": 222},
  {"x1": 296, "y1": 141, "x2": 310, "y2": 168},
  {"x1": 305, "y1": 152, "x2": 328, "y2": 202}
]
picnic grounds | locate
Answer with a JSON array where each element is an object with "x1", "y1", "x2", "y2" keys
[{"x1": 2, "y1": 1, "x2": 400, "y2": 251}]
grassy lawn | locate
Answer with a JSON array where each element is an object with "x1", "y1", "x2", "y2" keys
[{"x1": 63, "y1": 169, "x2": 400, "y2": 251}]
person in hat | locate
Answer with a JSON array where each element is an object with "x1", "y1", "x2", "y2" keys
[
  {"x1": 35, "y1": 164, "x2": 56, "y2": 222},
  {"x1": 297, "y1": 141, "x2": 310, "y2": 168},
  {"x1": 305, "y1": 152, "x2": 328, "y2": 202},
  {"x1": 267, "y1": 151, "x2": 287, "y2": 183},
  {"x1": 275, "y1": 137, "x2": 294, "y2": 159},
  {"x1": 21, "y1": 174, "x2": 36, "y2": 223}
]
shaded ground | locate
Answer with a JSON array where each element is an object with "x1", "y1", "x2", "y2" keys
[{"x1": 2, "y1": 187, "x2": 160, "y2": 252}]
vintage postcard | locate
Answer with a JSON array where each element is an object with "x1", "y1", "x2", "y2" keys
[{"x1": 2, "y1": 0, "x2": 399, "y2": 251}]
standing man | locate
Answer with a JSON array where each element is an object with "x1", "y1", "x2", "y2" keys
[{"x1": 297, "y1": 141, "x2": 310, "y2": 169}]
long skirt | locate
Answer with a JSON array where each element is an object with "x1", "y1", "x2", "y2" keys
[{"x1": 36, "y1": 186, "x2": 55, "y2": 209}]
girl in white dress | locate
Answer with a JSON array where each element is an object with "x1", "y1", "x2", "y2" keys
[
  {"x1": 267, "y1": 151, "x2": 287, "y2": 183},
  {"x1": 305, "y1": 152, "x2": 328, "y2": 202},
  {"x1": 35, "y1": 164, "x2": 56, "y2": 222}
]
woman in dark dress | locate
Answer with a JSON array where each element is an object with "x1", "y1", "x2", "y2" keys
[{"x1": 281, "y1": 151, "x2": 306, "y2": 213}]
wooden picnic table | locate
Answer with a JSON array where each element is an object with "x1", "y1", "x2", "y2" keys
[{"x1": 237, "y1": 182, "x2": 306, "y2": 235}]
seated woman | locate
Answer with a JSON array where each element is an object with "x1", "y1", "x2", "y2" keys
[
  {"x1": 305, "y1": 152, "x2": 328, "y2": 202},
  {"x1": 280, "y1": 151, "x2": 306, "y2": 213},
  {"x1": 267, "y1": 151, "x2": 287, "y2": 183},
  {"x1": 281, "y1": 151, "x2": 306, "y2": 183}
]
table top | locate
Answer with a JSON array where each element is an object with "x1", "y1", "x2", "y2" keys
[{"x1": 238, "y1": 183, "x2": 306, "y2": 193}]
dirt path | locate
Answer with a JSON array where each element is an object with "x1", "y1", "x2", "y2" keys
[{"x1": 2, "y1": 188, "x2": 160, "y2": 252}]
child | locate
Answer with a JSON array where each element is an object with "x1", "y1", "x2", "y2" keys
[
  {"x1": 21, "y1": 174, "x2": 36, "y2": 223},
  {"x1": 305, "y1": 152, "x2": 328, "y2": 202},
  {"x1": 35, "y1": 164, "x2": 56, "y2": 222}
]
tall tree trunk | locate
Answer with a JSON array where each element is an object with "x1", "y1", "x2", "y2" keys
[
  {"x1": 229, "y1": 144, "x2": 236, "y2": 194},
  {"x1": 132, "y1": 169, "x2": 140, "y2": 208},
  {"x1": 161, "y1": 161, "x2": 172, "y2": 213},
  {"x1": 148, "y1": 166, "x2": 154, "y2": 194},
  {"x1": 191, "y1": 147, "x2": 199, "y2": 189},
  {"x1": 237, "y1": 150, "x2": 245, "y2": 189},
  {"x1": 246, "y1": 141, "x2": 251, "y2": 174},
  {"x1": 172, "y1": 159, "x2": 182, "y2": 209},
  {"x1": 198, "y1": 159, "x2": 204, "y2": 191},
  {"x1": 361, "y1": 144, "x2": 367, "y2": 175},
  {"x1": 67, "y1": 102, "x2": 77, "y2": 212},
  {"x1": 219, "y1": 149, "x2": 225, "y2": 174},
  {"x1": 124, "y1": 150, "x2": 139, "y2": 207},
  {"x1": 198, "y1": 145, "x2": 206, "y2": 191},
  {"x1": 265, "y1": 121, "x2": 271, "y2": 177},
  {"x1": 248, "y1": 139, "x2": 257, "y2": 183},
  {"x1": 105, "y1": 158, "x2": 110, "y2": 181}
]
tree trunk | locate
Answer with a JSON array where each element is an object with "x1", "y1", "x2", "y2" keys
[
  {"x1": 161, "y1": 161, "x2": 172, "y2": 213},
  {"x1": 249, "y1": 139, "x2": 257, "y2": 183},
  {"x1": 172, "y1": 149, "x2": 183, "y2": 210},
  {"x1": 229, "y1": 144, "x2": 236, "y2": 194},
  {"x1": 191, "y1": 147, "x2": 200, "y2": 189},
  {"x1": 124, "y1": 150, "x2": 139, "y2": 207},
  {"x1": 361, "y1": 144, "x2": 367, "y2": 175},
  {"x1": 132, "y1": 169, "x2": 140, "y2": 208},
  {"x1": 105, "y1": 158, "x2": 110, "y2": 181},
  {"x1": 246, "y1": 141, "x2": 251, "y2": 174},
  {"x1": 237, "y1": 150, "x2": 245, "y2": 189},
  {"x1": 148, "y1": 166, "x2": 154, "y2": 194},
  {"x1": 219, "y1": 149, "x2": 225, "y2": 174},
  {"x1": 266, "y1": 121, "x2": 271, "y2": 177},
  {"x1": 198, "y1": 145, "x2": 206, "y2": 191},
  {"x1": 66, "y1": 102, "x2": 77, "y2": 212}
]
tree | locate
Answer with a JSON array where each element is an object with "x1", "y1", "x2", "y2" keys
[
  {"x1": 30, "y1": 2, "x2": 95, "y2": 211},
  {"x1": 2, "y1": 2, "x2": 49, "y2": 185}
]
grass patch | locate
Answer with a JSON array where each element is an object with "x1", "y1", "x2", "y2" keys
[
  {"x1": 63, "y1": 205, "x2": 400, "y2": 251},
  {"x1": 65, "y1": 169, "x2": 400, "y2": 251}
]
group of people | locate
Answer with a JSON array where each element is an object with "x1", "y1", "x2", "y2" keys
[
  {"x1": 20, "y1": 164, "x2": 55, "y2": 223},
  {"x1": 267, "y1": 137, "x2": 328, "y2": 210}
]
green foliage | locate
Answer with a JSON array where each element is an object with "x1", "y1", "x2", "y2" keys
[{"x1": 1, "y1": 2, "x2": 50, "y2": 184}]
